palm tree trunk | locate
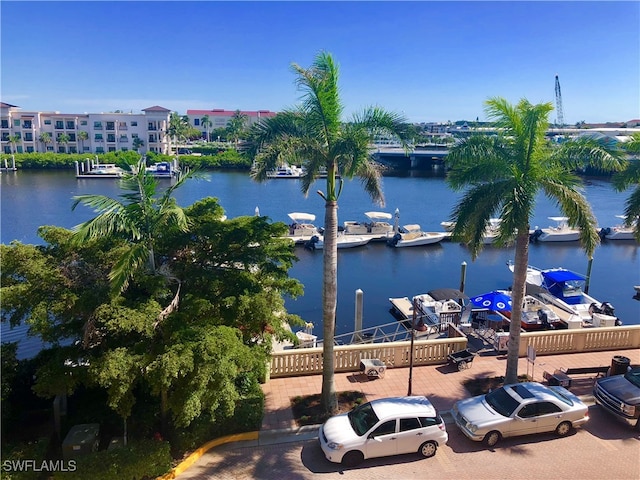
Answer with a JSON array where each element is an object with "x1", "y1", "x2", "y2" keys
[
  {"x1": 505, "y1": 228, "x2": 530, "y2": 384},
  {"x1": 321, "y1": 199, "x2": 338, "y2": 414}
]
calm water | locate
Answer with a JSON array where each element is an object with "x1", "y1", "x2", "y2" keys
[{"x1": 2, "y1": 169, "x2": 639, "y2": 354}]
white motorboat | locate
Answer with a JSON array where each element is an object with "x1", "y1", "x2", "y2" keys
[
  {"x1": 508, "y1": 262, "x2": 620, "y2": 327},
  {"x1": 440, "y1": 221, "x2": 455, "y2": 232},
  {"x1": 267, "y1": 164, "x2": 305, "y2": 178},
  {"x1": 145, "y1": 161, "x2": 177, "y2": 178},
  {"x1": 440, "y1": 218, "x2": 502, "y2": 244},
  {"x1": 286, "y1": 212, "x2": 320, "y2": 243},
  {"x1": 600, "y1": 215, "x2": 637, "y2": 241},
  {"x1": 499, "y1": 293, "x2": 563, "y2": 331},
  {"x1": 529, "y1": 217, "x2": 581, "y2": 242},
  {"x1": 386, "y1": 224, "x2": 446, "y2": 247},
  {"x1": 389, "y1": 288, "x2": 468, "y2": 334},
  {"x1": 304, "y1": 233, "x2": 371, "y2": 250},
  {"x1": 343, "y1": 211, "x2": 394, "y2": 239}
]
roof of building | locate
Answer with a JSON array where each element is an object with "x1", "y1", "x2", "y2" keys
[
  {"x1": 186, "y1": 109, "x2": 277, "y2": 117},
  {"x1": 0, "y1": 102, "x2": 19, "y2": 108},
  {"x1": 142, "y1": 105, "x2": 171, "y2": 112}
]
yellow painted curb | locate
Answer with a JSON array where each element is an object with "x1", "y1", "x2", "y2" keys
[{"x1": 157, "y1": 431, "x2": 260, "y2": 479}]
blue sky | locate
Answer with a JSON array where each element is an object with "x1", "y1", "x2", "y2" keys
[{"x1": 1, "y1": 1, "x2": 639, "y2": 124}]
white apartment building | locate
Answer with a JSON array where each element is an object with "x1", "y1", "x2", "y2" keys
[
  {"x1": 186, "y1": 109, "x2": 277, "y2": 140},
  {"x1": 1, "y1": 103, "x2": 172, "y2": 155}
]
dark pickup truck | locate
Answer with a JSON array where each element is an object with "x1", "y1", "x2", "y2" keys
[{"x1": 593, "y1": 367, "x2": 640, "y2": 428}]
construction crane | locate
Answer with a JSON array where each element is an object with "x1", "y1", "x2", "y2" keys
[{"x1": 554, "y1": 75, "x2": 564, "y2": 127}]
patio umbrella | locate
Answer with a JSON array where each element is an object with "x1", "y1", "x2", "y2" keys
[{"x1": 470, "y1": 290, "x2": 512, "y2": 311}]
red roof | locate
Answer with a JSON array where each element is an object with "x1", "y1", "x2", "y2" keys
[{"x1": 187, "y1": 109, "x2": 277, "y2": 118}]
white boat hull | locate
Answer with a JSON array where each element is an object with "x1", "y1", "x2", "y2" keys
[
  {"x1": 393, "y1": 233, "x2": 445, "y2": 247},
  {"x1": 305, "y1": 235, "x2": 371, "y2": 249},
  {"x1": 535, "y1": 229, "x2": 581, "y2": 242},
  {"x1": 604, "y1": 228, "x2": 636, "y2": 240}
]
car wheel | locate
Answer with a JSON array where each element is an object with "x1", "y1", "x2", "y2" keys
[
  {"x1": 418, "y1": 441, "x2": 437, "y2": 458},
  {"x1": 483, "y1": 430, "x2": 501, "y2": 447},
  {"x1": 555, "y1": 421, "x2": 572, "y2": 437},
  {"x1": 341, "y1": 450, "x2": 364, "y2": 467}
]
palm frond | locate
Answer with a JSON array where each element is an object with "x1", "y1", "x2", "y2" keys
[
  {"x1": 554, "y1": 136, "x2": 626, "y2": 172},
  {"x1": 109, "y1": 242, "x2": 150, "y2": 295}
]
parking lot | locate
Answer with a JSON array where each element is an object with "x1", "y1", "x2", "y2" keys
[{"x1": 179, "y1": 405, "x2": 639, "y2": 480}]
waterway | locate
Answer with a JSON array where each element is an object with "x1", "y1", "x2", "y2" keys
[{"x1": 1, "y1": 169, "x2": 639, "y2": 356}]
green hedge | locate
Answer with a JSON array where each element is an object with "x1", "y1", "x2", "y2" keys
[
  {"x1": 51, "y1": 439, "x2": 171, "y2": 480},
  {"x1": 0, "y1": 437, "x2": 50, "y2": 480}
]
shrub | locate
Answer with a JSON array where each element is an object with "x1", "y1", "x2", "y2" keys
[
  {"x1": 51, "y1": 439, "x2": 171, "y2": 480},
  {"x1": 0, "y1": 437, "x2": 50, "y2": 480}
]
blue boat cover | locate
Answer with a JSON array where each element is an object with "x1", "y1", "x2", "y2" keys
[{"x1": 541, "y1": 269, "x2": 585, "y2": 282}]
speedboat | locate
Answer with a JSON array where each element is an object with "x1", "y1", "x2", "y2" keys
[
  {"x1": 500, "y1": 294, "x2": 563, "y2": 331},
  {"x1": 599, "y1": 215, "x2": 637, "y2": 241},
  {"x1": 387, "y1": 224, "x2": 446, "y2": 247},
  {"x1": 389, "y1": 288, "x2": 468, "y2": 334},
  {"x1": 508, "y1": 262, "x2": 620, "y2": 327},
  {"x1": 343, "y1": 211, "x2": 394, "y2": 240},
  {"x1": 304, "y1": 234, "x2": 371, "y2": 250},
  {"x1": 287, "y1": 212, "x2": 320, "y2": 242},
  {"x1": 145, "y1": 161, "x2": 177, "y2": 178},
  {"x1": 440, "y1": 218, "x2": 502, "y2": 244},
  {"x1": 267, "y1": 164, "x2": 304, "y2": 178},
  {"x1": 529, "y1": 217, "x2": 581, "y2": 242}
]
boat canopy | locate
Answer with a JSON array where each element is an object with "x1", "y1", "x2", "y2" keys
[
  {"x1": 365, "y1": 211, "x2": 392, "y2": 220},
  {"x1": 541, "y1": 269, "x2": 586, "y2": 283},
  {"x1": 427, "y1": 288, "x2": 469, "y2": 301},
  {"x1": 403, "y1": 224, "x2": 421, "y2": 232},
  {"x1": 548, "y1": 216, "x2": 569, "y2": 222},
  {"x1": 288, "y1": 212, "x2": 316, "y2": 223}
]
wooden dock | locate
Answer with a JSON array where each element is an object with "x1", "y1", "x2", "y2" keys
[{"x1": 389, "y1": 296, "x2": 415, "y2": 320}]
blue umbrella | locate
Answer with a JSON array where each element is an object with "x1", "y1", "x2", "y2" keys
[{"x1": 471, "y1": 290, "x2": 512, "y2": 311}]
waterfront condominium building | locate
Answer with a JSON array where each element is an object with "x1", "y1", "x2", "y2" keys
[
  {"x1": 185, "y1": 109, "x2": 277, "y2": 140},
  {"x1": 0, "y1": 103, "x2": 172, "y2": 155}
]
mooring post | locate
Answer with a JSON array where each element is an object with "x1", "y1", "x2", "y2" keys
[
  {"x1": 354, "y1": 289, "x2": 363, "y2": 342},
  {"x1": 459, "y1": 261, "x2": 467, "y2": 294}
]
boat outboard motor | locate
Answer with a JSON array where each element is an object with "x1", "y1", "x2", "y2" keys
[
  {"x1": 601, "y1": 302, "x2": 615, "y2": 317},
  {"x1": 529, "y1": 228, "x2": 543, "y2": 242},
  {"x1": 387, "y1": 233, "x2": 401, "y2": 247},
  {"x1": 537, "y1": 309, "x2": 552, "y2": 329},
  {"x1": 304, "y1": 235, "x2": 319, "y2": 250}
]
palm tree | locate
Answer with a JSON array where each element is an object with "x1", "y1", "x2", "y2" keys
[
  {"x1": 250, "y1": 52, "x2": 410, "y2": 413},
  {"x1": 201, "y1": 115, "x2": 212, "y2": 142},
  {"x1": 612, "y1": 132, "x2": 640, "y2": 240},
  {"x1": 39, "y1": 132, "x2": 52, "y2": 153},
  {"x1": 57, "y1": 133, "x2": 70, "y2": 153},
  {"x1": 167, "y1": 112, "x2": 189, "y2": 158},
  {"x1": 77, "y1": 130, "x2": 89, "y2": 153},
  {"x1": 445, "y1": 97, "x2": 625, "y2": 384},
  {"x1": 132, "y1": 137, "x2": 145, "y2": 153},
  {"x1": 8, "y1": 134, "x2": 21, "y2": 154},
  {"x1": 227, "y1": 110, "x2": 248, "y2": 145}
]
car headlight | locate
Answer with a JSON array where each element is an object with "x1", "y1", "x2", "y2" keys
[
  {"x1": 621, "y1": 403, "x2": 636, "y2": 416},
  {"x1": 467, "y1": 423, "x2": 478, "y2": 433},
  {"x1": 327, "y1": 442, "x2": 343, "y2": 450}
]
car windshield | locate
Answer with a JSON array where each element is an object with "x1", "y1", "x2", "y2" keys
[
  {"x1": 485, "y1": 387, "x2": 520, "y2": 417},
  {"x1": 347, "y1": 402, "x2": 380, "y2": 436},
  {"x1": 624, "y1": 369, "x2": 640, "y2": 388}
]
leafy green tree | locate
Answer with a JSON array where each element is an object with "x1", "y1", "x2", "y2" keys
[
  {"x1": 39, "y1": 132, "x2": 52, "y2": 153},
  {"x1": 132, "y1": 136, "x2": 145, "y2": 153},
  {"x1": 612, "y1": 132, "x2": 640, "y2": 240},
  {"x1": 57, "y1": 133, "x2": 70, "y2": 153},
  {"x1": 249, "y1": 52, "x2": 410, "y2": 413},
  {"x1": 445, "y1": 97, "x2": 625, "y2": 383},
  {"x1": 201, "y1": 115, "x2": 212, "y2": 142},
  {"x1": 167, "y1": 112, "x2": 189, "y2": 157}
]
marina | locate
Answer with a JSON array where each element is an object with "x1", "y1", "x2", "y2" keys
[{"x1": 1, "y1": 169, "x2": 639, "y2": 357}]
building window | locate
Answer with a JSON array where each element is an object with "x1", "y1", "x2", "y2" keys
[
  {"x1": 83, "y1": 146, "x2": 90, "y2": 152},
  {"x1": 121, "y1": 147, "x2": 128, "y2": 151},
  {"x1": 131, "y1": 121, "x2": 137, "y2": 127},
  {"x1": 55, "y1": 121, "x2": 64, "y2": 129},
  {"x1": 107, "y1": 134, "x2": 116, "y2": 142},
  {"x1": 24, "y1": 133, "x2": 33, "y2": 141},
  {"x1": 66, "y1": 120, "x2": 75, "y2": 129},
  {"x1": 1, "y1": 133, "x2": 9, "y2": 141},
  {"x1": 118, "y1": 121, "x2": 127, "y2": 130},
  {"x1": 95, "y1": 134, "x2": 103, "y2": 141},
  {"x1": 80, "y1": 120, "x2": 87, "y2": 126},
  {"x1": 132, "y1": 133, "x2": 139, "y2": 139},
  {"x1": 44, "y1": 119, "x2": 52, "y2": 125},
  {"x1": 46, "y1": 146, "x2": 54, "y2": 152},
  {"x1": 106, "y1": 122, "x2": 115, "y2": 131},
  {"x1": 194, "y1": 118, "x2": 200, "y2": 126},
  {"x1": 3, "y1": 146, "x2": 11, "y2": 154},
  {"x1": 94, "y1": 121, "x2": 102, "y2": 129},
  {"x1": 23, "y1": 121, "x2": 33, "y2": 129},
  {"x1": 69, "y1": 146, "x2": 77, "y2": 153},
  {"x1": 119, "y1": 135, "x2": 128, "y2": 142},
  {"x1": 68, "y1": 133, "x2": 76, "y2": 142},
  {"x1": 108, "y1": 146, "x2": 116, "y2": 152},
  {"x1": 96, "y1": 147, "x2": 104, "y2": 153},
  {"x1": 148, "y1": 122, "x2": 157, "y2": 131},
  {"x1": 14, "y1": 119, "x2": 20, "y2": 127},
  {"x1": 148, "y1": 135, "x2": 156, "y2": 143},
  {"x1": 26, "y1": 146, "x2": 34, "y2": 153},
  {"x1": 58, "y1": 146, "x2": 66, "y2": 153},
  {"x1": 1, "y1": 120, "x2": 8, "y2": 128}
]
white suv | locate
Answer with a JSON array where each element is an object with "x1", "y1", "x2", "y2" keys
[{"x1": 318, "y1": 396, "x2": 448, "y2": 467}]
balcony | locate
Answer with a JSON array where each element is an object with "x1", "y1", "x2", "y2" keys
[
  {"x1": 22, "y1": 123, "x2": 33, "y2": 129},
  {"x1": 119, "y1": 137, "x2": 128, "y2": 143},
  {"x1": 93, "y1": 124, "x2": 103, "y2": 129},
  {"x1": 55, "y1": 123, "x2": 64, "y2": 130},
  {"x1": 106, "y1": 123, "x2": 115, "y2": 131}
]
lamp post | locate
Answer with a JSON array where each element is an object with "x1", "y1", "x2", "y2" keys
[{"x1": 394, "y1": 208, "x2": 400, "y2": 234}]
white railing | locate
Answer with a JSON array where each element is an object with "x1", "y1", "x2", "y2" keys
[{"x1": 268, "y1": 325, "x2": 640, "y2": 379}]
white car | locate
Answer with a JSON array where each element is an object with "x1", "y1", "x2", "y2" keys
[
  {"x1": 452, "y1": 382, "x2": 589, "y2": 447},
  {"x1": 318, "y1": 396, "x2": 448, "y2": 467}
]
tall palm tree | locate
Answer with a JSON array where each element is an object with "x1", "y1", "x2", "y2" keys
[
  {"x1": 227, "y1": 110, "x2": 248, "y2": 145},
  {"x1": 8, "y1": 133, "x2": 21, "y2": 154},
  {"x1": 201, "y1": 114, "x2": 212, "y2": 142},
  {"x1": 71, "y1": 157, "x2": 193, "y2": 306},
  {"x1": 250, "y1": 52, "x2": 410, "y2": 413},
  {"x1": 167, "y1": 112, "x2": 189, "y2": 158},
  {"x1": 57, "y1": 133, "x2": 70, "y2": 153},
  {"x1": 77, "y1": 130, "x2": 89, "y2": 153},
  {"x1": 132, "y1": 137, "x2": 145, "y2": 153},
  {"x1": 445, "y1": 97, "x2": 625, "y2": 384},
  {"x1": 612, "y1": 132, "x2": 640, "y2": 240},
  {"x1": 39, "y1": 132, "x2": 52, "y2": 153}
]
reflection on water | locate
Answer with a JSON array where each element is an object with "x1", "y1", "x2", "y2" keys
[{"x1": 2, "y1": 169, "x2": 639, "y2": 350}]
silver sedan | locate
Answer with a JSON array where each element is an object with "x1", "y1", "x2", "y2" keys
[{"x1": 452, "y1": 382, "x2": 589, "y2": 447}]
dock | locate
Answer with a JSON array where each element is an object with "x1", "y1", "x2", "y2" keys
[{"x1": 388, "y1": 296, "x2": 415, "y2": 320}]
